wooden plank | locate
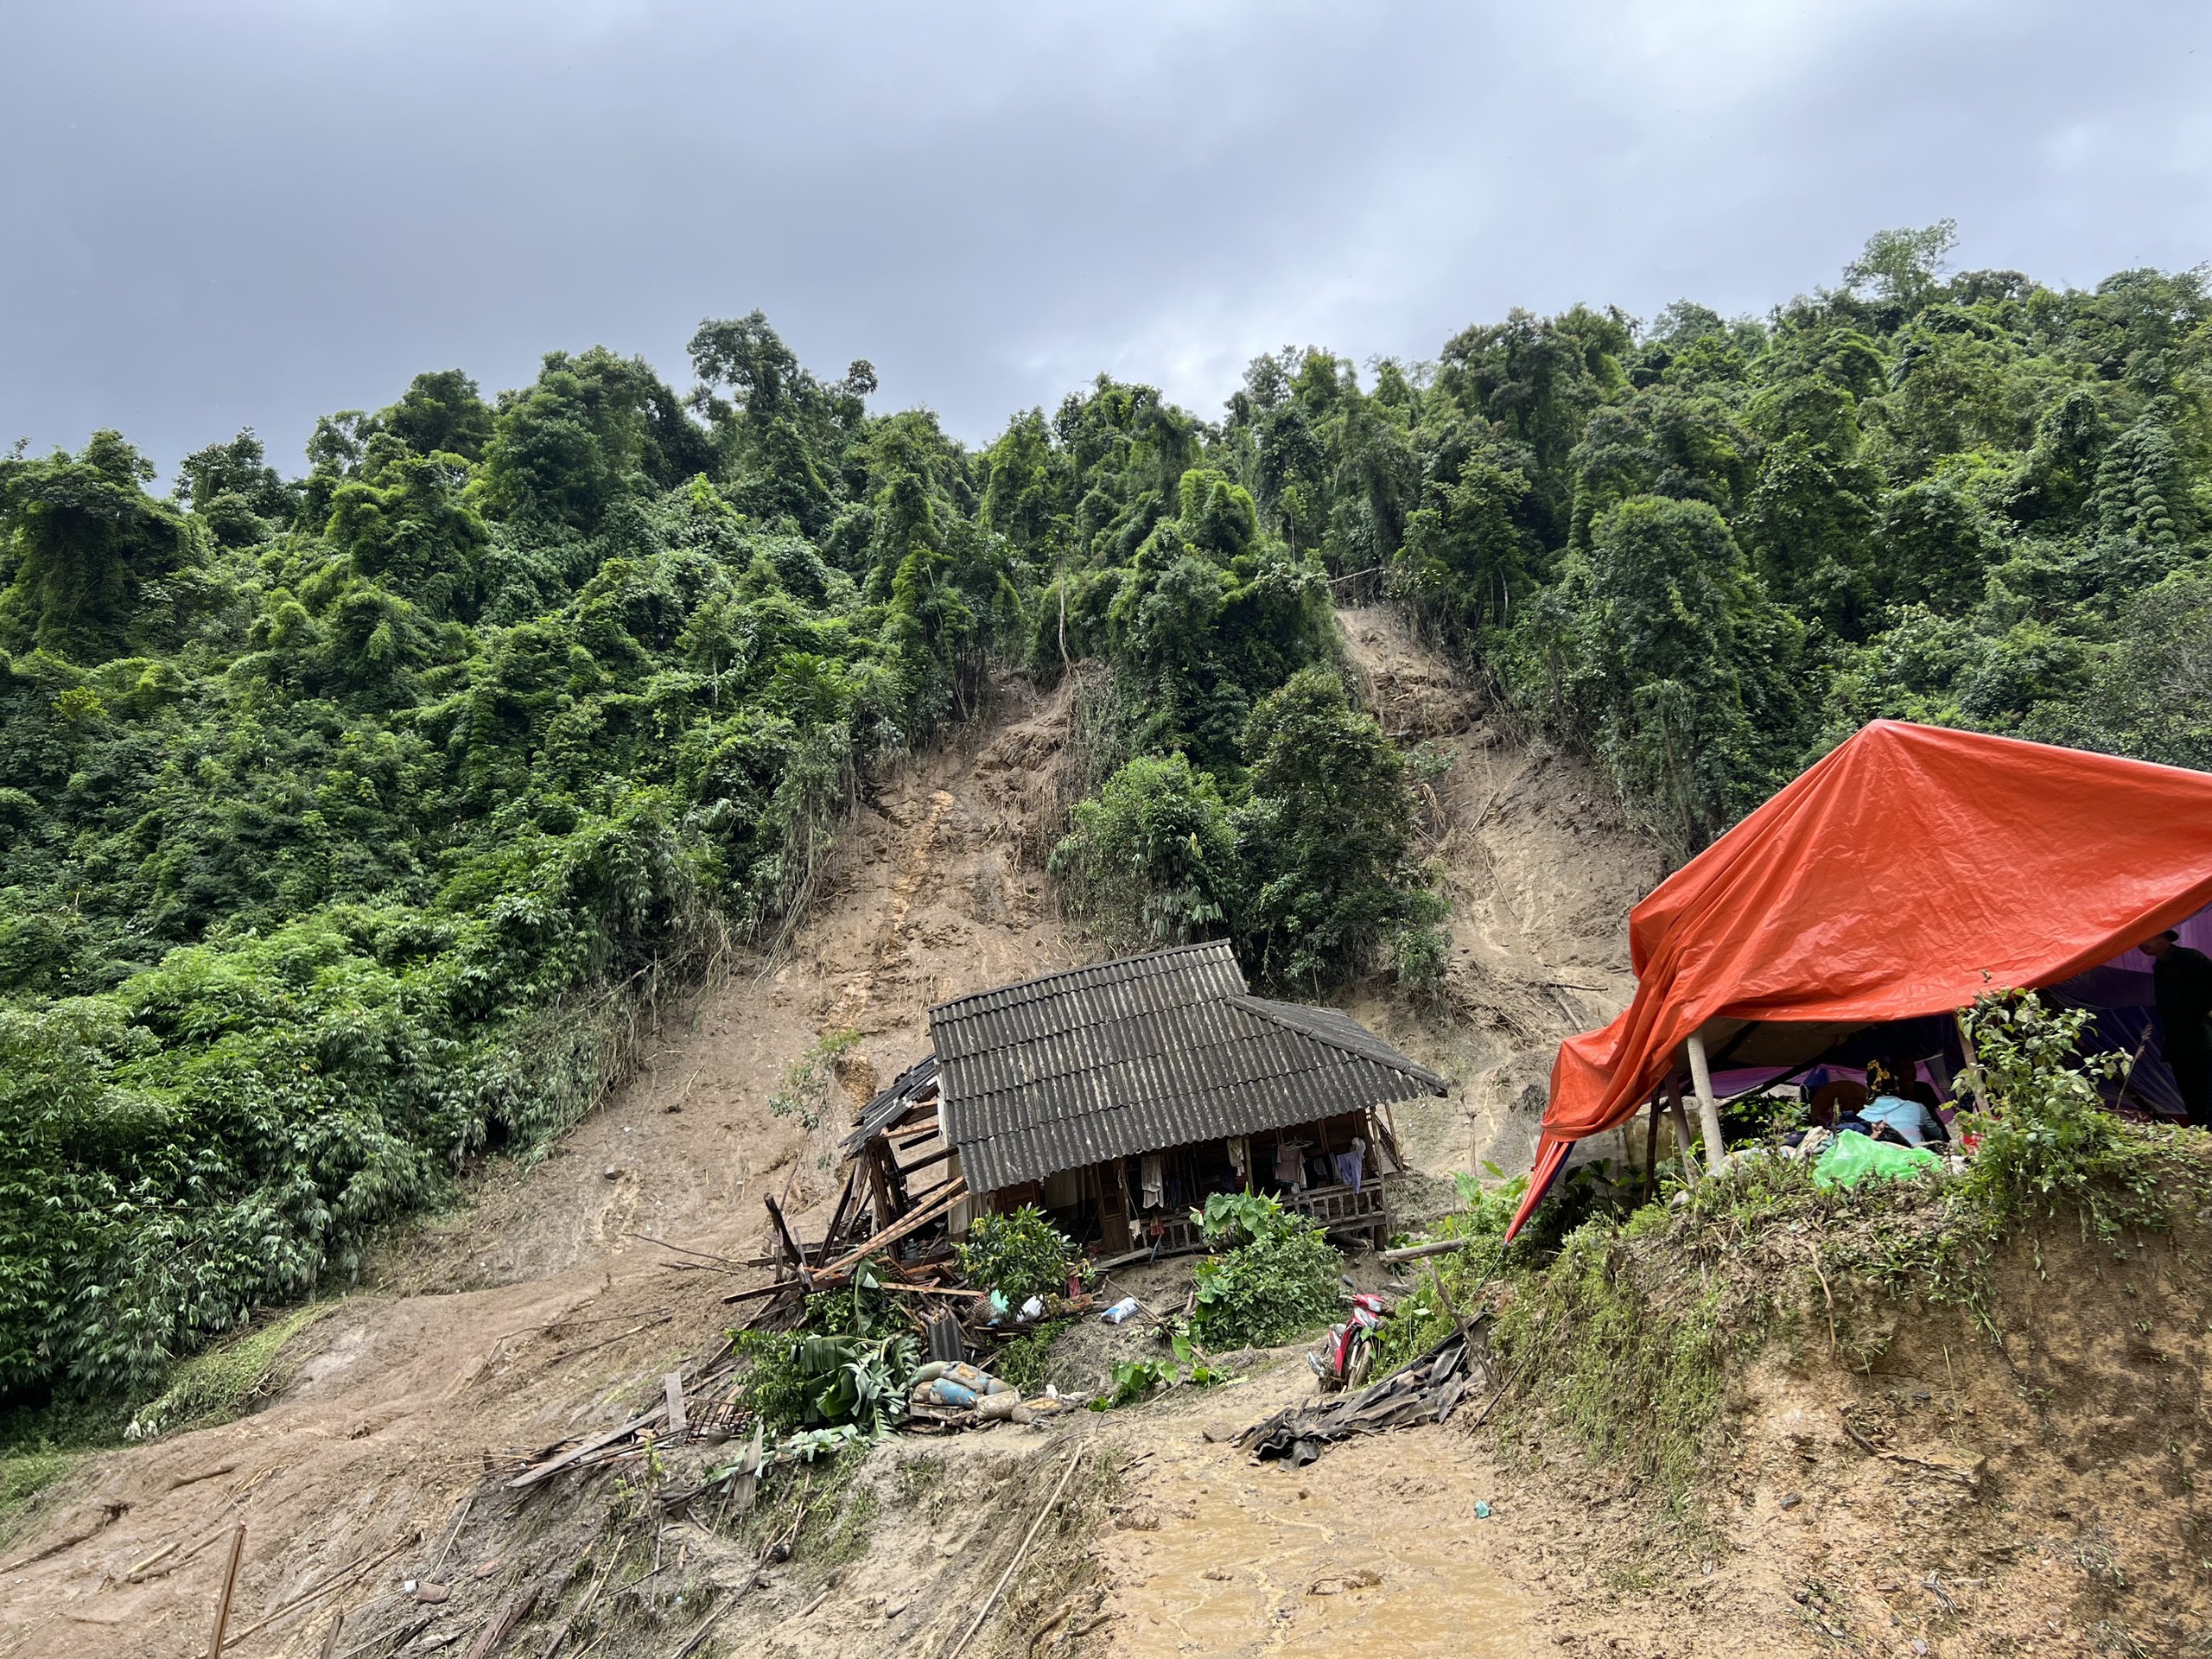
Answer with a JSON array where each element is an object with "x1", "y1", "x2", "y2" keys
[
  {"x1": 465, "y1": 1583, "x2": 539, "y2": 1659},
  {"x1": 895, "y1": 1143, "x2": 957, "y2": 1178},
  {"x1": 819, "y1": 1179, "x2": 966, "y2": 1276},
  {"x1": 1378, "y1": 1237, "x2": 1467, "y2": 1263},
  {"x1": 663, "y1": 1373, "x2": 688, "y2": 1440},
  {"x1": 508, "y1": 1405, "x2": 667, "y2": 1490}
]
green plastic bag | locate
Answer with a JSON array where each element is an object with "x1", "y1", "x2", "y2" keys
[{"x1": 1813, "y1": 1133, "x2": 1941, "y2": 1189}]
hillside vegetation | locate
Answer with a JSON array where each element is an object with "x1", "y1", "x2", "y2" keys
[{"x1": 2, "y1": 226, "x2": 2207, "y2": 1408}]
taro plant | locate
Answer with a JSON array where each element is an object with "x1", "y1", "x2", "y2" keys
[{"x1": 730, "y1": 1260, "x2": 917, "y2": 1438}]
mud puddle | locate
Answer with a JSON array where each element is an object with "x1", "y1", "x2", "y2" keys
[{"x1": 1101, "y1": 1379, "x2": 1537, "y2": 1658}]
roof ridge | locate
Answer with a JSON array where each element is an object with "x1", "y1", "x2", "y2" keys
[
  {"x1": 927, "y1": 938, "x2": 1242, "y2": 1018},
  {"x1": 1230, "y1": 994, "x2": 1449, "y2": 1092}
]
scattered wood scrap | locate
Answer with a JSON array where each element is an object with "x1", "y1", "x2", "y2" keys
[
  {"x1": 462, "y1": 1581, "x2": 539, "y2": 1659},
  {"x1": 1237, "y1": 1333, "x2": 1490, "y2": 1466},
  {"x1": 507, "y1": 1406, "x2": 667, "y2": 1491}
]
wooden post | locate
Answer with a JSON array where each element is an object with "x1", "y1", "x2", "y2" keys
[
  {"x1": 1685, "y1": 1028, "x2": 1727, "y2": 1172},
  {"x1": 1426, "y1": 1259, "x2": 1476, "y2": 1354},
  {"x1": 863, "y1": 1145, "x2": 897, "y2": 1236},
  {"x1": 1666, "y1": 1088, "x2": 1701, "y2": 1181},
  {"x1": 207, "y1": 1523, "x2": 245, "y2": 1658},
  {"x1": 815, "y1": 1164, "x2": 861, "y2": 1265},
  {"x1": 1641, "y1": 1091, "x2": 1662, "y2": 1205},
  {"x1": 763, "y1": 1194, "x2": 812, "y2": 1290}
]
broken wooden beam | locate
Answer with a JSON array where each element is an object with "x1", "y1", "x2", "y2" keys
[
  {"x1": 464, "y1": 1582, "x2": 540, "y2": 1659},
  {"x1": 220, "y1": 1533, "x2": 418, "y2": 1648},
  {"x1": 720, "y1": 1281, "x2": 792, "y2": 1306},
  {"x1": 206, "y1": 1523, "x2": 246, "y2": 1658},
  {"x1": 821, "y1": 1179, "x2": 967, "y2": 1276},
  {"x1": 1378, "y1": 1237, "x2": 1468, "y2": 1263},
  {"x1": 508, "y1": 1405, "x2": 668, "y2": 1490},
  {"x1": 762, "y1": 1193, "x2": 812, "y2": 1290}
]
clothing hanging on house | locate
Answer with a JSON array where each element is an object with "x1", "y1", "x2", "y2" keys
[
  {"x1": 1334, "y1": 1137, "x2": 1366, "y2": 1193},
  {"x1": 1141, "y1": 1154, "x2": 1165, "y2": 1210},
  {"x1": 1273, "y1": 1140, "x2": 1307, "y2": 1186}
]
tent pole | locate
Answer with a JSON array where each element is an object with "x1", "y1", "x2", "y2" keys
[
  {"x1": 1666, "y1": 1088, "x2": 1700, "y2": 1182},
  {"x1": 1685, "y1": 1029, "x2": 1728, "y2": 1173},
  {"x1": 1641, "y1": 1091, "x2": 1662, "y2": 1206}
]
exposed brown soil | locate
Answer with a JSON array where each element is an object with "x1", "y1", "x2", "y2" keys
[
  {"x1": 13, "y1": 614, "x2": 2192, "y2": 1659},
  {"x1": 0, "y1": 674, "x2": 1098, "y2": 1659},
  {"x1": 1332, "y1": 604, "x2": 1662, "y2": 1180}
]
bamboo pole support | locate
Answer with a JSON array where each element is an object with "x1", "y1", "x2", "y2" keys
[
  {"x1": 1685, "y1": 1029, "x2": 1728, "y2": 1173},
  {"x1": 1665, "y1": 1089, "x2": 1700, "y2": 1181}
]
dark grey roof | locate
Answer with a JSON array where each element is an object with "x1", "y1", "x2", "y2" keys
[
  {"x1": 841, "y1": 1053, "x2": 938, "y2": 1159},
  {"x1": 928, "y1": 941, "x2": 1448, "y2": 1192}
]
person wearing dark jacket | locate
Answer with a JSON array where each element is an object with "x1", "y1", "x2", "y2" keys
[{"x1": 2145, "y1": 929, "x2": 2212, "y2": 1128}]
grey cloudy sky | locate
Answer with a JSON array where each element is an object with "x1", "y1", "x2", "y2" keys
[{"x1": 3, "y1": 0, "x2": 2208, "y2": 475}]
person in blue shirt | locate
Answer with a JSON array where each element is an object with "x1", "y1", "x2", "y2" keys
[{"x1": 1858, "y1": 1060, "x2": 1946, "y2": 1147}]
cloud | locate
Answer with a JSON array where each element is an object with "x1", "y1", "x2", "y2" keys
[{"x1": 0, "y1": 0, "x2": 2205, "y2": 473}]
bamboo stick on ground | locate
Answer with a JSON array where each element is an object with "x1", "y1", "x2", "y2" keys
[
  {"x1": 947, "y1": 1445, "x2": 1086, "y2": 1659},
  {"x1": 206, "y1": 1524, "x2": 245, "y2": 1659}
]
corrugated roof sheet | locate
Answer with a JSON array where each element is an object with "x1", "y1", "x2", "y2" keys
[
  {"x1": 840, "y1": 1053, "x2": 938, "y2": 1159},
  {"x1": 929, "y1": 941, "x2": 1448, "y2": 1192}
]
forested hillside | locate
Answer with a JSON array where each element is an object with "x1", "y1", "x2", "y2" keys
[{"x1": 3, "y1": 226, "x2": 2206, "y2": 1407}]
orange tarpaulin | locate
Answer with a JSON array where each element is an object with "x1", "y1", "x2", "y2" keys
[{"x1": 1507, "y1": 721, "x2": 2212, "y2": 1239}]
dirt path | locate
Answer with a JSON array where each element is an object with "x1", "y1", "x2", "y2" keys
[{"x1": 1093, "y1": 1372, "x2": 1541, "y2": 1658}]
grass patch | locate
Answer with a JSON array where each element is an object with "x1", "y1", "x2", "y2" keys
[
  {"x1": 1374, "y1": 992, "x2": 2212, "y2": 1531},
  {"x1": 0, "y1": 1447, "x2": 81, "y2": 1550},
  {"x1": 736, "y1": 1442, "x2": 878, "y2": 1572},
  {"x1": 127, "y1": 1302, "x2": 334, "y2": 1440},
  {"x1": 990, "y1": 1319, "x2": 1071, "y2": 1393}
]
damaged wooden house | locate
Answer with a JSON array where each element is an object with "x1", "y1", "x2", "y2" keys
[{"x1": 842, "y1": 940, "x2": 1448, "y2": 1260}]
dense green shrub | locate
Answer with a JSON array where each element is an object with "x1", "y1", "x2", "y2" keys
[
  {"x1": 955, "y1": 1205, "x2": 1079, "y2": 1305},
  {"x1": 10, "y1": 232, "x2": 2211, "y2": 1413},
  {"x1": 1187, "y1": 1192, "x2": 1342, "y2": 1348},
  {"x1": 1049, "y1": 670, "x2": 1446, "y2": 990},
  {"x1": 1956, "y1": 989, "x2": 2161, "y2": 1234},
  {"x1": 0, "y1": 327, "x2": 1005, "y2": 1405}
]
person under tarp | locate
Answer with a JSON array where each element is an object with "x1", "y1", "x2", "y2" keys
[
  {"x1": 1505, "y1": 720, "x2": 2212, "y2": 1241},
  {"x1": 1854, "y1": 1060, "x2": 1948, "y2": 1147},
  {"x1": 2145, "y1": 929, "x2": 2212, "y2": 1128}
]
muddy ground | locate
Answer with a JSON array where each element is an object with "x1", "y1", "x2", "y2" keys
[{"x1": 8, "y1": 612, "x2": 2196, "y2": 1657}]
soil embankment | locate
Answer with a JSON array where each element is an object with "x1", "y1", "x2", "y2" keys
[
  {"x1": 0, "y1": 628, "x2": 1662, "y2": 1658},
  {"x1": 1332, "y1": 603, "x2": 1662, "y2": 1178}
]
